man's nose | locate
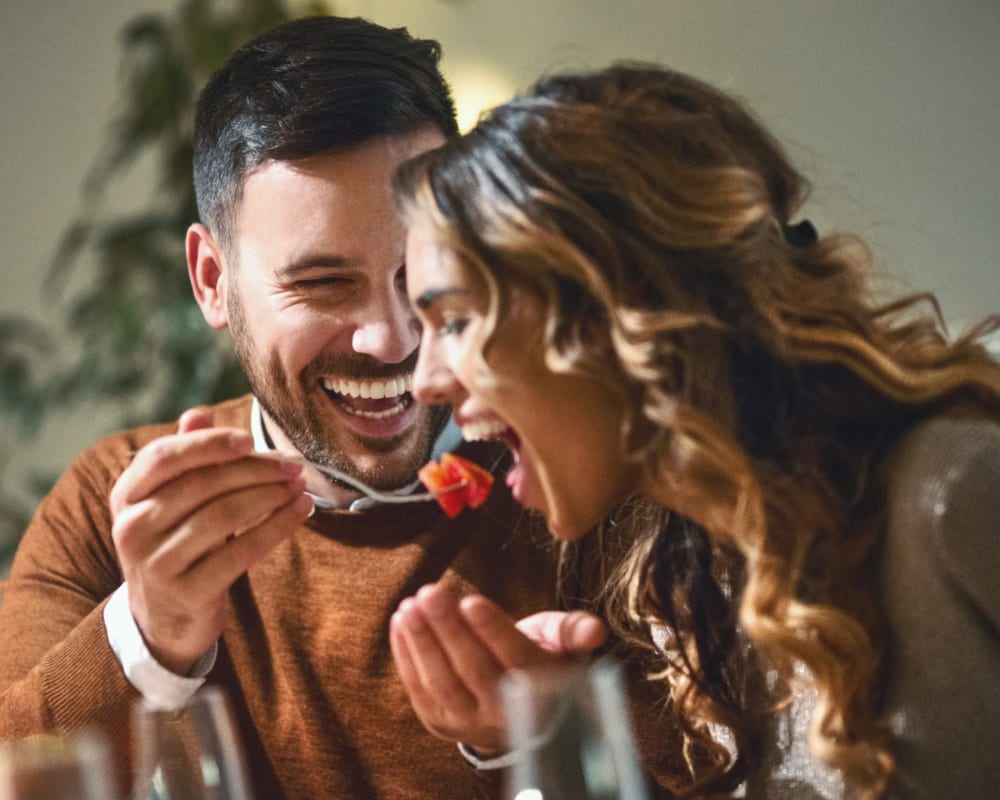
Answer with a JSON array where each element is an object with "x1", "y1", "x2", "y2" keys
[{"x1": 351, "y1": 289, "x2": 421, "y2": 364}]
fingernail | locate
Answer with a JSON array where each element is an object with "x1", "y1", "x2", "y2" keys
[
  {"x1": 294, "y1": 494, "x2": 314, "y2": 516},
  {"x1": 421, "y1": 586, "x2": 454, "y2": 620},
  {"x1": 279, "y1": 459, "x2": 304, "y2": 476},
  {"x1": 229, "y1": 434, "x2": 253, "y2": 454}
]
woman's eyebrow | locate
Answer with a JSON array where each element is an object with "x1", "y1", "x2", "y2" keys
[{"x1": 414, "y1": 286, "x2": 469, "y2": 310}]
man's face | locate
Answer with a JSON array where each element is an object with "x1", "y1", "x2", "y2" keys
[{"x1": 222, "y1": 128, "x2": 449, "y2": 493}]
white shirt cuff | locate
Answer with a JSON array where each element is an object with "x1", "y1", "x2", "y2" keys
[
  {"x1": 103, "y1": 583, "x2": 217, "y2": 710},
  {"x1": 457, "y1": 742, "x2": 522, "y2": 770}
]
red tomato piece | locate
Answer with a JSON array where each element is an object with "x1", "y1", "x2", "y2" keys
[
  {"x1": 440, "y1": 452, "x2": 494, "y2": 509},
  {"x1": 418, "y1": 453, "x2": 495, "y2": 517},
  {"x1": 417, "y1": 460, "x2": 466, "y2": 518}
]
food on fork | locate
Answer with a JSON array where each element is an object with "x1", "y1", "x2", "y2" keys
[{"x1": 418, "y1": 453, "x2": 494, "y2": 518}]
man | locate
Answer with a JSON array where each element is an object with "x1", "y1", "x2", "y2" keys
[{"x1": 0, "y1": 16, "x2": 558, "y2": 799}]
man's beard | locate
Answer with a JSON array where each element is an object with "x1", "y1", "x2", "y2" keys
[{"x1": 228, "y1": 292, "x2": 449, "y2": 491}]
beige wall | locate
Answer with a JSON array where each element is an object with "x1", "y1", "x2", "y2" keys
[
  {"x1": 338, "y1": 0, "x2": 1000, "y2": 328},
  {"x1": 2, "y1": 0, "x2": 999, "y2": 480}
]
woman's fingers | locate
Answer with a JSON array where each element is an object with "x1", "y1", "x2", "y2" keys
[
  {"x1": 514, "y1": 608, "x2": 608, "y2": 656},
  {"x1": 393, "y1": 595, "x2": 481, "y2": 716},
  {"x1": 391, "y1": 597, "x2": 489, "y2": 742},
  {"x1": 457, "y1": 594, "x2": 606, "y2": 668},
  {"x1": 389, "y1": 585, "x2": 609, "y2": 753}
]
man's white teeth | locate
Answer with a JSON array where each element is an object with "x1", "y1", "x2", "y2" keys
[
  {"x1": 461, "y1": 418, "x2": 508, "y2": 442},
  {"x1": 343, "y1": 400, "x2": 407, "y2": 420},
  {"x1": 322, "y1": 375, "x2": 412, "y2": 399}
]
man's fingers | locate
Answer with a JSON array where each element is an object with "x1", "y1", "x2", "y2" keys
[
  {"x1": 177, "y1": 407, "x2": 215, "y2": 434},
  {"x1": 114, "y1": 427, "x2": 254, "y2": 507},
  {"x1": 140, "y1": 479, "x2": 307, "y2": 576},
  {"x1": 181, "y1": 491, "x2": 313, "y2": 598},
  {"x1": 125, "y1": 490, "x2": 312, "y2": 673},
  {"x1": 117, "y1": 457, "x2": 305, "y2": 543}
]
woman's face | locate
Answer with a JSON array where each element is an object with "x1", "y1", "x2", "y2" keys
[{"x1": 405, "y1": 215, "x2": 640, "y2": 540}]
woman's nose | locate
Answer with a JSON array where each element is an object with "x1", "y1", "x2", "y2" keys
[{"x1": 412, "y1": 335, "x2": 458, "y2": 405}]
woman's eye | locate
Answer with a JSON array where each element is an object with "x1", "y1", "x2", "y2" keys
[{"x1": 441, "y1": 317, "x2": 469, "y2": 336}]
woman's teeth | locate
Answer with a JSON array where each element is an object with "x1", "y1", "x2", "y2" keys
[
  {"x1": 460, "y1": 418, "x2": 508, "y2": 442},
  {"x1": 322, "y1": 375, "x2": 412, "y2": 400}
]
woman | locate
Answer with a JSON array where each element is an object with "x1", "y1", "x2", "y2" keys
[{"x1": 389, "y1": 63, "x2": 1000, "y2": 798}]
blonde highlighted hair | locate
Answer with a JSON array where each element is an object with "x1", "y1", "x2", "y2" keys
[{"x1": 394, "y1": 63, "x2": 1000, "y2": 796}]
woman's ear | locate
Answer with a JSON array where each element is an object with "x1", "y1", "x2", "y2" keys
[{"x1": 187, "y1": 222, "x2": 229, "y2": 330}]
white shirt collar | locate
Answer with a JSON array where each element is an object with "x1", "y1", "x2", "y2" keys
[{"x1": 250, "y1": 396, "x2": 462, "y2": 512}]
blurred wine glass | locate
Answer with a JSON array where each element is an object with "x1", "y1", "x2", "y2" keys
[
  {"x1": 132, "y1": 686, "x2": 254, "y2": 800},
  {"x1": 500, "y1": 656, "x2": 651, "y2": 800},
  {"x1": 0, "y1": 731, "x2": 115, "y2": 800}
]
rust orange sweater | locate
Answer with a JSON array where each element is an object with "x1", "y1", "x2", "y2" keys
[{"x1": 0, "y1": 396, "x2": 561, "y2": 799}]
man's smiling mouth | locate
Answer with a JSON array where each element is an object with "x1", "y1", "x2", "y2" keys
[{"x1": 321, "y1": 375, "x2": 414, "y2": 419}]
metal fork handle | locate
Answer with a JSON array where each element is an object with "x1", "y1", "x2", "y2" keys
[
  {"x1": 126, "y1": 448, "x2": 467, "y2": 505},
  {"x1": 247, "y1": 451, "x2": 466, "y2": 504}
]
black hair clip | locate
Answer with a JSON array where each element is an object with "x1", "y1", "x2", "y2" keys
[{"x1": 782, "y1": 219, "x2": 818, "y2": 247}]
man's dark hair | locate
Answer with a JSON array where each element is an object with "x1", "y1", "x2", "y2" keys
[{"x1": 193, "y1": 15, "x2": 458, "y2": 247}]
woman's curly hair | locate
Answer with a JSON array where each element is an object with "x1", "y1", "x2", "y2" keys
[{"x1": 394, "y1": 63, "x2": 1000, "y2": 797}]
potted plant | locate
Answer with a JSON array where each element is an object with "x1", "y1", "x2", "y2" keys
[{"x1": 0, "y1": 0, "x2": 330, "y2": 570}]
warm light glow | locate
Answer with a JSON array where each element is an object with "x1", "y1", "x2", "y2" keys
[{"x1": 446, "y1": 60, "x2": 516, "y2": 133}]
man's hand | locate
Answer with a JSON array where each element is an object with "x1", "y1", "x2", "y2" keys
[
  {"x1": 110, "y1": 408, "x2": 314, "y2": 675},
  {"x1": 389, "y1": 583, "x2": 606, "y2": 755}
]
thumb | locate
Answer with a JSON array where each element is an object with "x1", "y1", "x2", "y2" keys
[
  {"x1": 177, "y1": 407, "x2": 215, "y2": 434},
  {"x1": 515, "y1": 610, "x2": 607, "y2": 656}
]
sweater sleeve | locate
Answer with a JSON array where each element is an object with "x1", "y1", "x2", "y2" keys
[
  {"x1": 923, "y1": 422, "x2": 1000, "y2": 630},
  {"x1": 880, "y1": 418, "x2": 1000, "y2": 798},
  {"x1": 0, "y1": 440, "x2": 139, "y2": 790}
]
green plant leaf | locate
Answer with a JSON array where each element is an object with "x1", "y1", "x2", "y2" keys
[{"x1": 0, "y1": 0, "x2": 332, "y2": 541}]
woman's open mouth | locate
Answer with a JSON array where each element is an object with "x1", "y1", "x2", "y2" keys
[{"x1": 458, "y1": 417, "x2": 527, "y2": 498}]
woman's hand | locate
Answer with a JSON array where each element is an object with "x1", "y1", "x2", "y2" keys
[{"x1": 389, "y1": 583, "x2": 606, "y2": 755}]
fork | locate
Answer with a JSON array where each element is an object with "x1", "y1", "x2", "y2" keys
[
  {"x1": 127, "y1": 448, "x2": 466, "y2": 505},
  {"x1": 232, "y1": 450, "x2": 466, "y2": 505}
]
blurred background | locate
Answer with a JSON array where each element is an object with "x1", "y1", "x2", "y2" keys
[{"x1": 2, "y1": 0, "x2": 998, "y2": 562}]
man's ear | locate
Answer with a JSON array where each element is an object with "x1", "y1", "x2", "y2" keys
[{"x1": 187, "y1": 222, "x2": 229, "y2": 330}]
